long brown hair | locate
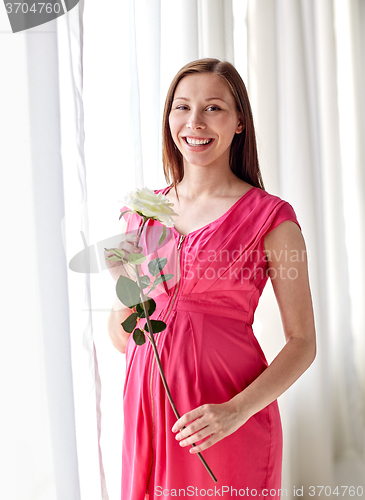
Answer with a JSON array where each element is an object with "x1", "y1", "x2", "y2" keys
[{"x1": 162, "y1": 58, "x2": 265, "y2": 195}]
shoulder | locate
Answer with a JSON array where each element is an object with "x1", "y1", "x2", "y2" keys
[
  {"x1": 254, "y1": 188, "x2": 301, "y2": 232},
  {"x1": 254, "y1": 187, "x2": 294, "y2": 209},
  {"x1": 252, "y1": 189, "x2": 303, "y2": 254},
  {"x1": 264, "y1": 216, "x2": 304, "y2": 260}
]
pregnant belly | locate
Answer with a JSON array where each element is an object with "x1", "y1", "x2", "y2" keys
[{"x1": 140, "y1": 309, "x2": 270, "y2": 407}]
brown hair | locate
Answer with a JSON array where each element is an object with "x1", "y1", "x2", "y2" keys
[{"x1": 162, "y1": 58, "x2": 265, "y2": 195}]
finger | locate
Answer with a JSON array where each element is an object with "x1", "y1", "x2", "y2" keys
[
  {"x1": 104, "y1": 242, "x2": 123, "y2": 256},
  {"x1": 105, "y1": 241, "x2": 140, "y2": 257},
  {"x1": 123, "y1": 242, "x2": 142, "y2": 254},
  {"x1": 177, "y1": 425, "x2": 211, "y2": 448},
  {"x1": 189, "y1": 435, "x2": 219, "y2": 454},
  {"x1": 172, "y1": 406, "x2": 206, "y2": 433},
  {"x1": 175, "y1": 415, "x2": 207, "y2": 441},
  {"x1": 104, "y1": 257, "x2": 124, "y2": 271},
  {"x1": 122, "y1": 236, "x2": 142, "y2": 254},
  {"x1": 125, "y1": 234, "x2": 140, "y2": 244}
]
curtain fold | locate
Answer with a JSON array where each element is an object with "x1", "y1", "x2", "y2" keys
[
  {"x1": 199, "y1": 0, "x2": 234, "y2": 62},
  {"x1": 57, "y1": 2, "x2": 110, "y2": 499},
  {"x1": 26, "y1": 28, "x2": 82, "y2": 500},
  {"x1": 0, "y1": 6, "x2": 82, "y2": 500},
  {"x1": 248, "y1": 0, "x2": 365, "y2": 495}
]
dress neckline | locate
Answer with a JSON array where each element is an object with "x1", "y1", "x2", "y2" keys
[{"x1": 163, "y1": 185, "x2": 258, "y2": 238}]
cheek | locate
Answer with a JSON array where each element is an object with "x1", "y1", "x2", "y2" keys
[
  {"x1": 168, "y1": 114, "x2": 178, "y2": 137},
  {"x1": 220, "y1": 118, "x2": 240, "y2": 140},
  {"x1": 168, "y1": 116, "x2": 183, "y2": 146}
]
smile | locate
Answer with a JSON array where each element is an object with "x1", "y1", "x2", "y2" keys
[{"x1": 184, "y1": 137, "x2": 213, "y2": 146}]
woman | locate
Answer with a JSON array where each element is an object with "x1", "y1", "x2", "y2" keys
[{"x1": 106, "y1": 58, "x2": 316, "y2": 499}]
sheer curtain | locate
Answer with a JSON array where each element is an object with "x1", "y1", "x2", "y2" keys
[
  {"x1": 83, "y1": 0, "x2": 365, "y2": 498},
  {"x1": 0, "y1": 3, "x2": 82, "y2": 500},
  {"x1": 2, "y1": 1, "x2": 364, "y2": 499},
  {"x1": 247, "y1": 0, "x2": 365, "y2": 492}
]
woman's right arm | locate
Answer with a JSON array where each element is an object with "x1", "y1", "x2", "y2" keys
[
  {"x1": 105, "y1": 232, "x2": 142, "y2": 354},
  {"x1": 107, "y1": 297, "x2": 133, "y2": 354}
]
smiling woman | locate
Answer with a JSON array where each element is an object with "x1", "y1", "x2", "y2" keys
[
  {"x1": 106, "y1": 58, "x2": 316, "y2": 500},
  {"x1": 162, "y1": 59, "x2": 264, "y2": 198},
  {"x1": 168, "y1": 73, "x2": 244, "y2": 170}
]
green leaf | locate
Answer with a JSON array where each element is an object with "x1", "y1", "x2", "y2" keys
[
  {"x1": 139, "y1": 275, "x2": 150, "y2": 289},
  {"x1": 133, "y1": 328, "x2": 146, "y2": 345},
  {"x1": 116, "y1": 275, "x2": 141, "y2": 307},
  {"x1": 145, "y1": 320, "x2": 167, "y2": 334},
  {"x1": 119, "y1": 210, "x2": 131, "y2": 220},
  {"x1": 135, "y1": 302, "x2": 144, "y2": 317},
  {"x1": 153, "y1": 273, "x2": 174, "y2": 286},
  {"x1": 122, "y1": 312, "x2": 138, "y2": 333},
  {"x1": 135, "y1": 298, "x2": 156, "y2": 319},
  {"x1": 106, "y1": 255, "x2": 122, "y2": 261},
  {"x1": 104, "y1": 247, "x2": 126, "y2": 260},
  {"x1": 128, "y1": 252, "x2": 146, "y2": 265},
  {"x1": 112, "y1": 248, "x2": 125, "y2": 258},
  {"x1": 158, "y1": 225, "x2": 167, "y2": 245},
  {"x1": 148, "y1": 257, "x2": 167, "y2": 277}
]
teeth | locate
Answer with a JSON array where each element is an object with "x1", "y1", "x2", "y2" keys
[{"x1": 186, "y1": 137, "x2": 212, "y2": 146}]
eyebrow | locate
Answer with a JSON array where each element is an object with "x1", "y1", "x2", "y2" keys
[{"x1": 173, "y1": 97, "x2": 226, "y2": 102}]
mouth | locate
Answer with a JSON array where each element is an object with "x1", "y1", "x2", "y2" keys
[{"x1": 183, "y1": 136, "x2": 214, "y2": 147}]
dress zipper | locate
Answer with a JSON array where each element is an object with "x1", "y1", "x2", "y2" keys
[
  {"x1": 177, "y1": 234, "x2": 185, "y2": 250},
  {"x1": 146, "y1": 233, "x2": 186, "y2": 494},
  {"x1": 163, "y1": 234, "x2": 185, "y2": 319}
]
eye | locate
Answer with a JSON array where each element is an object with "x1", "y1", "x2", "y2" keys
[
  {"x1": 175, "y1": 105, "x2": 189, "y2": 110},
  {"x1": 206, "y1": 105, "x2": 221, "y2": 111}
]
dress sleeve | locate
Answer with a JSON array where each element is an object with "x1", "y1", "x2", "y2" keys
[
  {"x1": 253, "y1": 200, "x2": 302, "y2": 291},
  {"x1": 266, "y1": 201, "x2": 301, "y2": 236}
]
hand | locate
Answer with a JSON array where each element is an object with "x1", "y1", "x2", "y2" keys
[
  {"x1": 171, "y1": 400, "x2": 247, "y2": 454},
  {"x1": 104, "y1": 233, "x2": 142, "y2": 282}
]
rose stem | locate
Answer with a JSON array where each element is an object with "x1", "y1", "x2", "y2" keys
[{"x1": 134, "y1": 219, "x2": 217, "y2": 484}]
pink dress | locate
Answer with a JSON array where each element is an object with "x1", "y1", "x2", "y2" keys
[{"x1": 120, "y1": 186, "x2": 301, "y2": 499}]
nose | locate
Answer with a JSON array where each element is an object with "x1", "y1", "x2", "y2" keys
[{"x1": 186, "y1": 109, "x2": 206, "y2": 130}]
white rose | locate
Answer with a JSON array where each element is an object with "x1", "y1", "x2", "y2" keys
[{"x1": 122, "y1": 187, "x2": 178, "y2": 227}]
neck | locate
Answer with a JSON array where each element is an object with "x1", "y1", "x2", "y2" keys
[{"x1": 176, "y1": 160, "x2": 240, "y2": 200}]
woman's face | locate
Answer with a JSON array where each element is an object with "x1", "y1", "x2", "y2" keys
[{"x1": 169, "y1": 72, "x2": 244, "y2": 170}]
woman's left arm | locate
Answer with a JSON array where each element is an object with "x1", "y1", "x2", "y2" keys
[{"x1": 172, "y1": 220, "x2": 316, "y2": 453}]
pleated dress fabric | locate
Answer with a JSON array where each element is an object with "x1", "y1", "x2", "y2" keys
[{"x1": 120, "y1": 186, "x2": 301, "y2": 500}]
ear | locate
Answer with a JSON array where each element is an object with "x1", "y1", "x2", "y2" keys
[{"x1": 235, "y1": 115, "x2": 245, "y2": 134}]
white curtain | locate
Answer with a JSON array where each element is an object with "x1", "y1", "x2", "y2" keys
[
  {"x1": 2, "y1": 1, "x2": 364, "y2": 499},
  {"x1": 0, "y1": 3, "x2": 82, "y2": 500},
  {"x1": 247, "y1": 0, "x2": 365, "y2": 492}
]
